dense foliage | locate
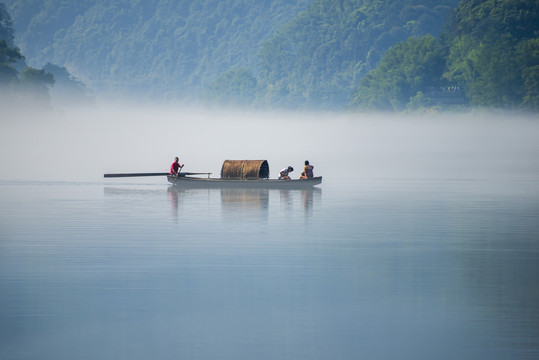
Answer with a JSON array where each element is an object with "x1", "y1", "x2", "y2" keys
[
  {"x1": 0, "y1": 39, "x2": 21, "y2": 82},
  {"x1": 206, "y1": 67, "x2": 258, "y2": 107},
  {"x1": 444, "y1": 0, "x2": 539, "y2": 109},
  {"x1": 0, "y1": 3, "x2": 53, "y2": 106},
  {"x1": 0, "y1": 2, "x2": 14, "y2": 47},
  {"x1": 351, "y1": 0, "x2": 539, "y2": 111},
  {"x1": 4, "y1": 0, "x2": 457, "y2": 109},
  {"x1": 4, "y1": 0, "x2": 312, "y2": 101},
  {"x1": 256, "y1": 0, "x2": 459, "y2": 109},
  {"x1": 4, "y1": 0, "x2": 537, "y2": 111},
  {"x1": 351, "y1": 35, "x2": 447, "y2": 110},
  {"x1": 0, "y1": 3, "x2": 93, "y2": 108}
]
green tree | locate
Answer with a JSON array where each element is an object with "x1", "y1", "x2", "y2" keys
[
  {"x1": 444, "y1": 0, "x2": 539, "y2": 109},
  {"x1": 206, "y1": 67, "x2": 258, "y2": 107},
  {"x1": 0, "y1": 2, "x2": 15, "y2": 46},
  {"x1": 19, "y1": 67, "x2": 55, "y2": 103},
  {"x1": 1, "y1": 4, "x2": 59, "y2": 108},
  {"x1": 350, "y1": 34, "x2": 446, "y2": 110},
  {"x1": 0, "y1": 39, "x2": 22, "y2": 83},
  {"x1": 518, "y1": 39, "x2": 539, "y2": 109},
  {"x1": 43, "y1": 62, "x2": 94, "y2": 106},
  {"x1": 0, "y1": 3, "x2": 21, "y2": 84}
]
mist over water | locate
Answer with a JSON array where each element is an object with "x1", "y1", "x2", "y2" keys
[{"x1": 1, "y1": 104, "x2": 538, "y2": 183}]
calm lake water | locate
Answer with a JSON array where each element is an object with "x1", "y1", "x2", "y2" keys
[
  {"x1": 1, "y1": 109, "x2": 539, "y2": 359},
  {"x1": 1, "y1": 175, "x2": 538, "y2": 360}
]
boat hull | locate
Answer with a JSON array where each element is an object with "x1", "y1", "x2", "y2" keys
[{"x1": 167, "y1": 175, "x2": 322, "y2": 189}]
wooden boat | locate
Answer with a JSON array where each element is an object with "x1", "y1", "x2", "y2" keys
[
  {"x1": 105, "y1": 159, "x2": 322, "y2": 189},
  {"x1": 169, "y1": 160, "x2": 321, "y2": 189},
  {"x1": 167, "y1": 174, "x2": 322, "y2": 189}
]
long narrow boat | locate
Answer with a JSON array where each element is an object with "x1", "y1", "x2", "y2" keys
[
  {"x1": 167, "y1": 174, "x2": 322, "y2": 189},
  {"x1": 105, "y1": 159, "x2": 322, "y2": 189},
  {"x1": 169, "y1": 160, "x2": 321, "y2": 189}
]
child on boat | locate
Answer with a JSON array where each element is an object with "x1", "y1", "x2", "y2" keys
[{"x1": 279, "y1": 166, "x2": 294, "y2": 180}]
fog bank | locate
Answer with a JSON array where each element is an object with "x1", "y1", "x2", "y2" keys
[{"x1": 1, "y1": 105, "x2": 538, "y2": 183}]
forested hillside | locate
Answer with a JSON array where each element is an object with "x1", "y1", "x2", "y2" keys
[
  {"x1": 1, "y1": 3, "x2": 54, "y2": 108},
  {"x1": 4, "y1": 0, "x2": 459, "y2": 109},
  {"x1": 4, "y1": 0, "x2": 536, "y2": 111},
  {"x1": 351, "y1": 0, "x2": 539, "y2": 111},
  {"x1": 255, "y1": 0, "x2": 459, "y2": 108},
  {"x1": 4, "y1": 0, "x2": 312, "y2": 101}
]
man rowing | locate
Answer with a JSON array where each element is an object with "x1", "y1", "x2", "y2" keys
[{"x1": 170, "y1": 157, "x2": 184, "y2": 175}]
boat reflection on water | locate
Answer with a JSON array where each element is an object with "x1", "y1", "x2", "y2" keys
[
  {"x1": 221, "y1": 189, "x2": 269, "y2": 209},
  {"x1": 167, "y1": 186, "x2": 321, "y2": 221},
  {"x1": 104, "y1": 186, "x2": 321, "y2": 222},
  {"x1": 278, "y1": 189, "x2": 316, "y2": 213},
  {"x1": 220, "y1": 188, "x2": 270, "y2": 221}
]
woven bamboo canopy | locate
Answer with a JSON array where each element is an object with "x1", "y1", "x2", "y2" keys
[{"x1": 221, "y1": 160, "x2": 270, "y2": 179}]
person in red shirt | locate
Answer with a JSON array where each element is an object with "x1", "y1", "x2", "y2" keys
[{"x1": 170, "y1": 157, "x2": 184, "y2": 175}]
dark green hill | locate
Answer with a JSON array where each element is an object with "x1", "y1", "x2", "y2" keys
[
  {"x1": 350, "y1": 0, "x2": 539, "y2": 111},
  {"x1": 4, "y1": 0, "x2": 461, "y2": 108},
  {"x1": 4, "y1": 0, "x2": 312, "y2": 102},
  {"x1": 255, "y1": 0, "x2": 459, "y2": 109}
]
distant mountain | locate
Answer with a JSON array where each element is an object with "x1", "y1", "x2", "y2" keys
[
  {"x1": 4, "y1": 0, "x2": 460, "y2": 108},
  {"x1": 4, "y1": 0, "x2": 312, "y2": 102}
]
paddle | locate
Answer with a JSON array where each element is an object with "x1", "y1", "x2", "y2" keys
[
  {"x1": 172, "y1": 164, "x2": 184, "y2": 185},
  {"x1": 104, "y1": 171, "x2": 211, "y2": 178},
  {"x1": 104, "y1": 172, "x2": 169, "y2": 178}
]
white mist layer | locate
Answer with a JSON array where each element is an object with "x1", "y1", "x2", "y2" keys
[{"x1": 1, "y1": 104, "x2": 538, "y2": 183}]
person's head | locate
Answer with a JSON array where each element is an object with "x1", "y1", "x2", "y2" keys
[
  {"x1": 305, "y1": 160, "x2": 309, "y2": 165},
  {"x1": 288, "y1": 166, "x2": 294, "y2": 172},
  {"x1": 174, "y1": 157, "x2": 179, "y2": 162}
]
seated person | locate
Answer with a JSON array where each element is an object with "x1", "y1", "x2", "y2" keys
[
  {"x1": 279, "y1": 166, "x2": 294, "y2": 180},
  {"x1": 303, "y1": 160, "x2": 314, "y2": 178},
  {"x1": 299, "y1": 171, "x2": 307, "y2": 179},
  {"x1": 170, "y1": 157, "x2": 184, "y2": 175}
]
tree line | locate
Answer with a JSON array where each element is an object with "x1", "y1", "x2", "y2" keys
[
  {"x1": 1, "y1": 3, "x2": 93, "y2": 110},
  {"x1": 350, "y1": 0, "x2": 539, "y2": 111},
  {"x1": 211, "y1": 0, "x2": 461, "y2": 109},
  {"x1": 4, "y1": 0, "x2": 312, "y2": 103},
  {"x1": 3, "y1": 0, "x2": 538, "y2": 111},
  {"x1": 4, "y1": 0, "x2": 458, "y2": 109},
  {"x1": 1, "y1": 3, "x2": 54, "y2": 107}
]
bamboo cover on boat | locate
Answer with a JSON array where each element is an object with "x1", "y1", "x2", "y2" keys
[{"x1": 220, "y1": 160, "x2": 270, "y2": 179}]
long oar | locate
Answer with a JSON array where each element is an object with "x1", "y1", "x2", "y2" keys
[
  {"x1": 172, "y1": 165, "x2": 184, "y2": 185},
  {"x1": 104, "y1": 172, "x2": 169, "y2": 178},
  {"x1": 104, "y1": 171, "x2": 211, "y2": 178}
]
